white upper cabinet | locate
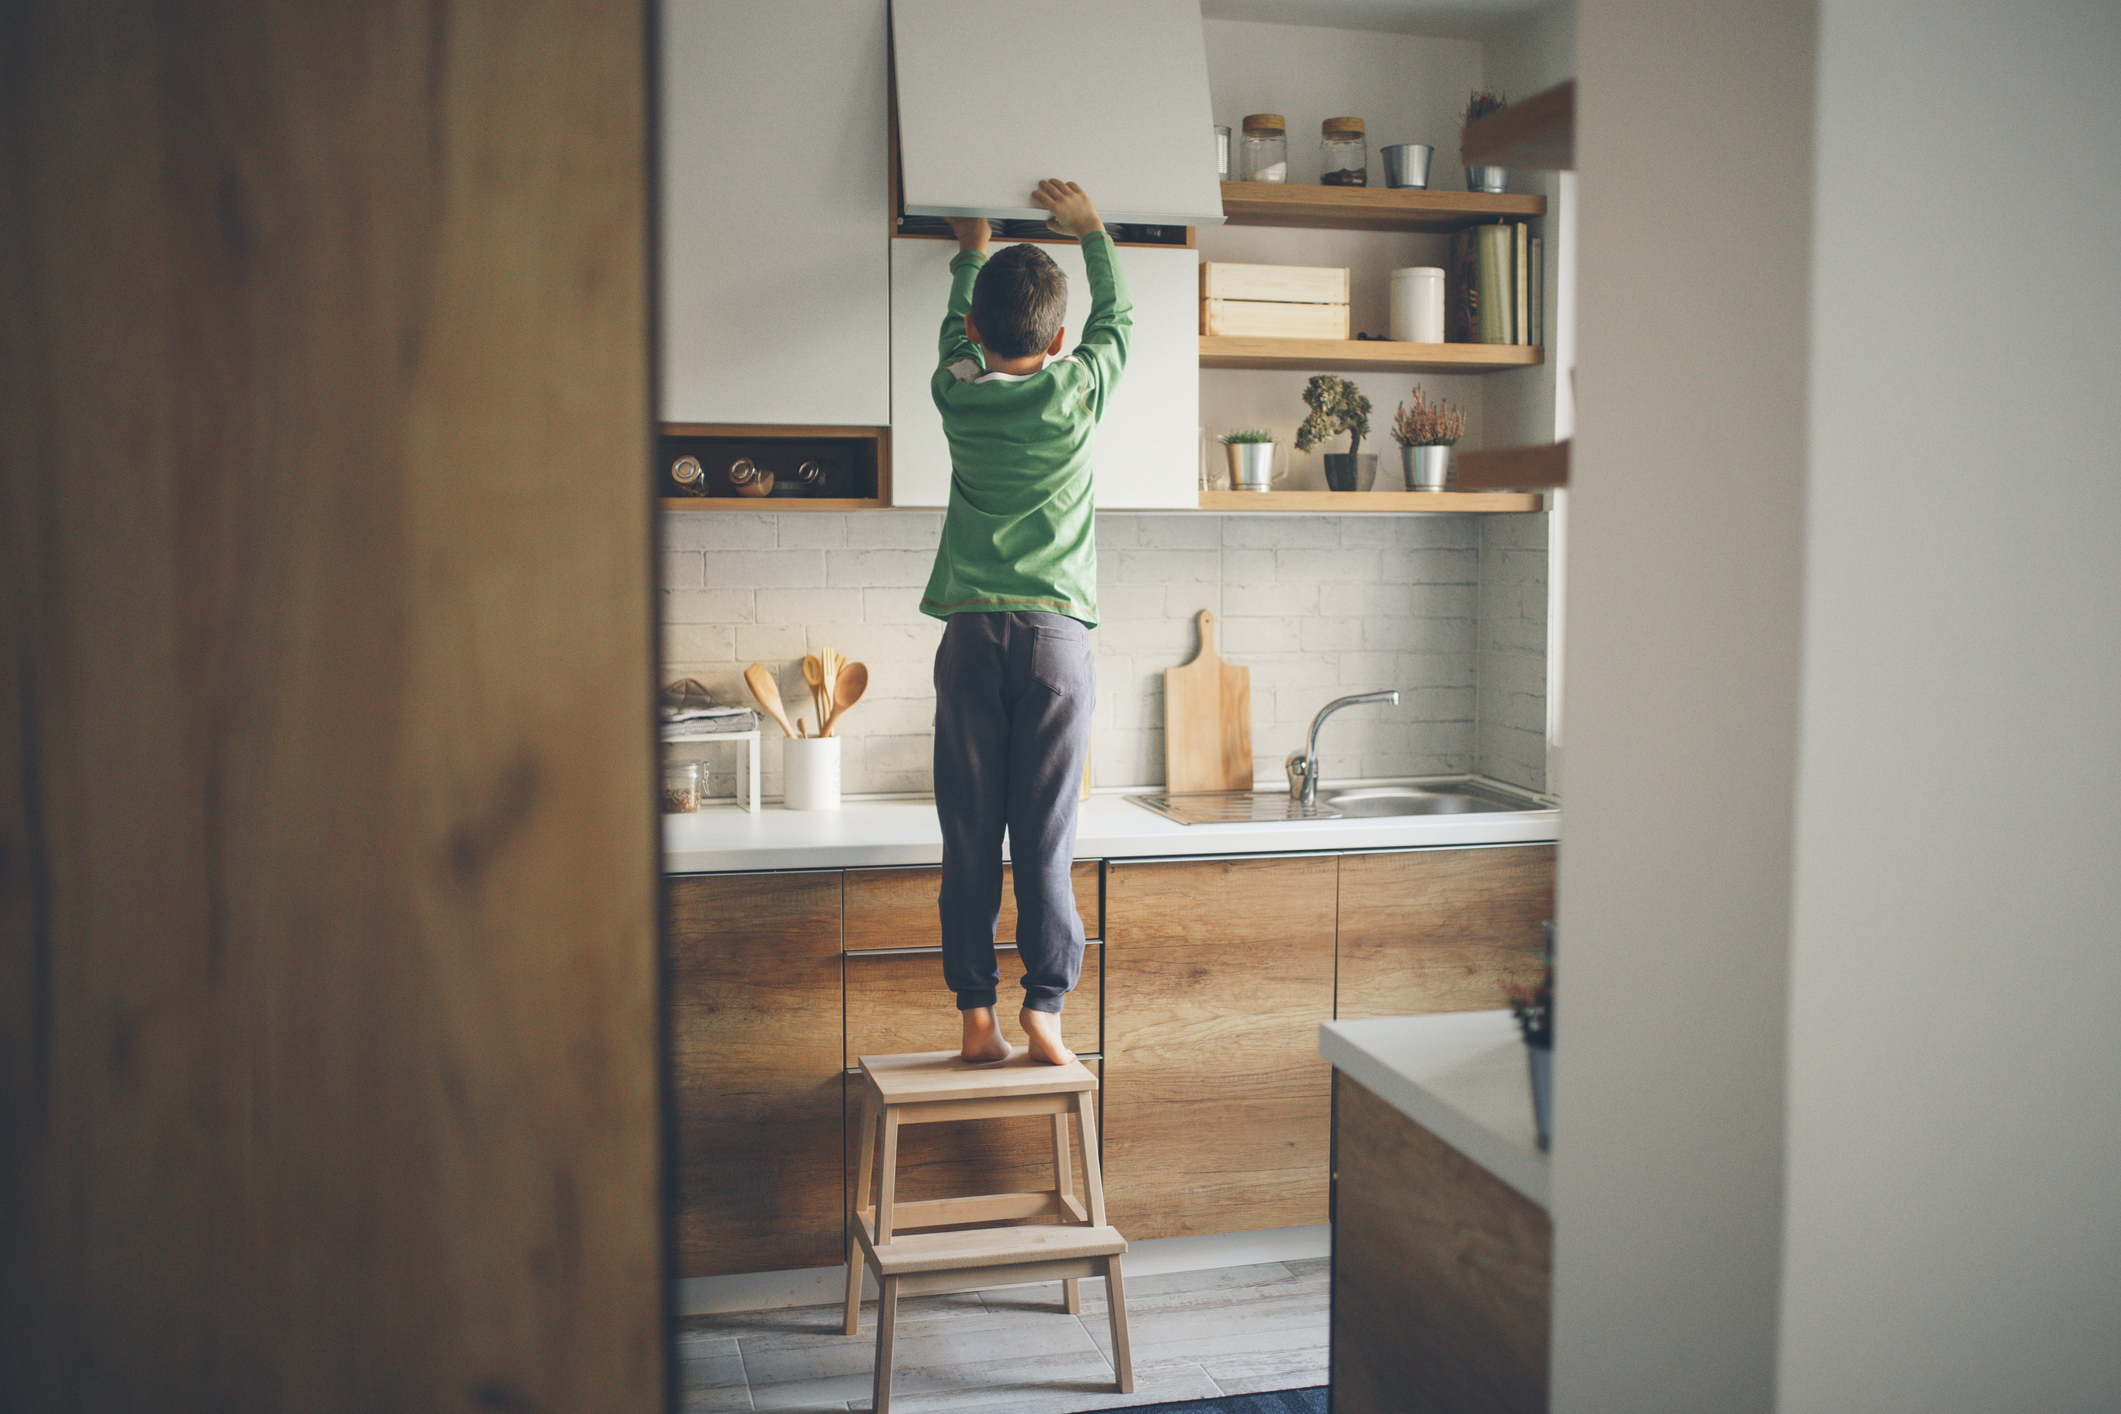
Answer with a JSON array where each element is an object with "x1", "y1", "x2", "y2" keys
[
  {"x1": 892, "y1": 0, "x2": 1225, "y2": 228},
  {"x1": 660, "y1": 1, "x2": 890, "y2": 426},
  {"x1": 890, "y1": 238, "x2": 1201, "y2": 510}
]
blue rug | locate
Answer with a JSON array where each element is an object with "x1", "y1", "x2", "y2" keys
[{"x1": 1073, "y1": 1390, "x2": 1326, "y2": 1414}]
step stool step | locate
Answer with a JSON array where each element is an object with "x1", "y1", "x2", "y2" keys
[
  {"x1": 859, "y1": 1050, "x2": 1098, "y2": 1106},
  {"x1": 861, "y1": 1222, "x2": 1126, "y2": 1277}
]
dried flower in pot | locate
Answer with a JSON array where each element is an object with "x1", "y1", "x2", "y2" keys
[
  {"x1": 1462, "y1": 89, "x2": 1510, "y2": 193},
  {"x1": 1390, "y1": 385, "x2": 1466, "y2": 491}
]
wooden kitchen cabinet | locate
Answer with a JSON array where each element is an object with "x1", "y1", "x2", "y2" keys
[
  {"x1": 1102, "y1": 855, "x2": 1339, "y2": 1238},
  {"x1": 668, "y1": 871, "x2": 846, "y2": 1277},
  {"x1": 1336, "y1": 845, "x2": 1555, "y2": 1021},
  {"x1": 843, "y1": 861, "x2": 1102, "y2": 950},
  {"x1": 660, "y1": 0, "x2": 890, "y2": 426}
]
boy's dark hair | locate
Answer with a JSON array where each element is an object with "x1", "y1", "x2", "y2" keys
[{"x1": 970, "y1": 244, "x2": 1067, "y2": 359}]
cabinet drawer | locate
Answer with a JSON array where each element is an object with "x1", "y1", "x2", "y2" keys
[
  {"x1": 1336, "y1": 845, "x2": 1555, "y2": 1020},
  {"x1": 846, "y1": 943, "x2": 1103, "y2": 1068},
  {"x1": 844, "y1": 862, "x2": 1102, "y2": 949}
]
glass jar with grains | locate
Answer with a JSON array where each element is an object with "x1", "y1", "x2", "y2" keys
[
  {"x1": 662, "y1": 760, "x2": 702, "y2": 813},
  {"x1": 1321, "y1": 117, "x2": 1367, "y2": 186},
  {"x1": 1238, "y1": 114, "x2": 1288, "y2": 183}
]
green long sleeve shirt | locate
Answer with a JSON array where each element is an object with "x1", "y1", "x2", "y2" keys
[{"x1": 919, "y1": 231, "x2": 1132, "y2": 627}]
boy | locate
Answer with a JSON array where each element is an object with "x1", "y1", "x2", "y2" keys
[{"x1": 921, "y1": 178, "x2": 1131, "y2": 1066}]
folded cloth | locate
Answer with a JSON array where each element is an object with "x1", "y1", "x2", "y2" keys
[{"x1": 660, "y1": 707, "x2": 758, "y2": 738}]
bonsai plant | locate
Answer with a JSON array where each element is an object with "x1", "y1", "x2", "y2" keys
[
  {"x1": 1294, "y1": 375, "x2": 1374, "y2": 490},
  {"x1": 1462, "y1": 89, "x2": 1510, "y2": 193},
  {"x1": 1390, "y1": 385, "x2": 1466, "y2": 491},
  {"x1": 1218, "y1": 429, "x2": 1277, "y2": 492}
]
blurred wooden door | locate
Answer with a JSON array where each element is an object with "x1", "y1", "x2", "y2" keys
[{"x1": 0, "y1": 3, "x2": 664, "y2": 1410}]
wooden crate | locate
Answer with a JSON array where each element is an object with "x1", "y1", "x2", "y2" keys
[
  {"x1": 1201, "y1": 298, "x2": 1350, "y2": 339},
  {"x1": 1200, "y1": 261, "x2": 1349, "y2": 304}
]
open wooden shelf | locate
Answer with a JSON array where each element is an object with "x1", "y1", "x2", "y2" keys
[
  {"x1": 1451, "y1": 439, "x2": 1571, "y2": 491},
  {"x1": 1217, "y1": 181, "x2": 1544, "y2": 233},
  {"x1": 1200, "y1": 336, "x2": 1541, "y2": 374},
  {"x1": 1461, "y1": 79, "x2": 1575, "y2": 173},
  {"x1": 1200, "y1": 489, "x2": 1542, "y2": 513}
]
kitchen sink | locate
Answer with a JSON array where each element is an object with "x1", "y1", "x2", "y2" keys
[{"x1": 1126, "y1": 779, "x2": 1545, "y2": 826}]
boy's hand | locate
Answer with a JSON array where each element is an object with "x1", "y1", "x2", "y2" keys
[
  {"x1": 1034, "y1": 179, "x2": 1104, "y2": 239},
  {"x1": 946, "y1": 217, "x2": 990, "y2": 254}
]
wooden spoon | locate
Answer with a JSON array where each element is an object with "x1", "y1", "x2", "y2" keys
[
  {"x1": 743, "y1": 662, "x2": 796, "y2": 738},
  {"x1": 801, "y1": 654, "x2": 826, "y2": 726},
  {"x1": 820, "y1": 661, "x2": 868, "y2": 737}
]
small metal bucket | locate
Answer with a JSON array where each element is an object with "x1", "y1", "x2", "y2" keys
[
  {"x1": 1403, "y1": 443, "x2": 1451, "y2": 491},
  {"x1": 1381, "y1": 143, "x2": 1433, "y2": 189},
  {"x1": 1225, "y1": 441, "x2": 1276, "y2": 491},
  {"x1": 1466, "y1": 164, "x2": 1509, "y2": 193}
]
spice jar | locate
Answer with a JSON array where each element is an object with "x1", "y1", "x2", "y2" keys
[
  {"x1": 1321, "y1": 117, "x2": 1367, "y2": 186},
  {"x1": 726, "y1": 457, "x2": 774, "y2": 497},
  {"x1": 669, "y1": 455, "x2": 709, "y2": 496},
  {"x1": 662, "y1": 761, "x2": 701, "y2": 814},
  {"x1": 1238, "y1": 114, "x2": 1287, "y2": 184}
]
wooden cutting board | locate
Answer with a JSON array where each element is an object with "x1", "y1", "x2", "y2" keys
[{"x1": 1164, "y1": 609, "x2": 1253, "y2": 792}]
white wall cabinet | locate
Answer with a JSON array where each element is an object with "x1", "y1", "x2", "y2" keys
[
  {"x1": 888, "y1": 238, "x2": 1201, "y2": 510},
  {"x1": 891, "y1": 0, "x2": 1224, "y2": 229},
  {"x1": 660, "y1": 0, "x2": 890, "y2": 426}
]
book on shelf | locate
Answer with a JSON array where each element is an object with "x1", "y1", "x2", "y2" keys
[
  {"x1": 1475, "y1": 223, "x2": 1514, "y2": 345},
  {"x1": 1445, "y1": 227, "x2": 1478, "y2": 344},
  {"x1": 1530, "y1": 235, "x2": 1544, "y2": 348},
  {"x1": 1514, "y1": 222, "x2": 1530, "y2": 345}
]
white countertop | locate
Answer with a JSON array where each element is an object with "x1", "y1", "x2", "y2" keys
[
  {"x1": 1320, "y1": 1012, "x2": 1550, "y2": 1209},
  {"x1": 663, "y1": 788, "x2": 1559, "y2": 873}
]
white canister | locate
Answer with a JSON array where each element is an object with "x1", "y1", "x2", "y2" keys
[
  {"x1": 782, "y1": 736, "x2": 841, "y2": 810},
  {"x1": 1389, "y1": 267, "x2": 1446, "y2": 344}
]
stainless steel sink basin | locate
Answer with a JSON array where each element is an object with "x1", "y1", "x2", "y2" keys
[
  {"x1": 1322, "y1": 787, "x2": 1513, "y2": 817},
  {"x1": 1126, "y1": 779, "x2": 1545, "y2": 826}
]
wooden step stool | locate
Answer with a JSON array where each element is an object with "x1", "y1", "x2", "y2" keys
[{"x1": 845, "y1": 1050, "x2": 1134, "y2": 1413}]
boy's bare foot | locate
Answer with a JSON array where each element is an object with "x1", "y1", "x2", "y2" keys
[
  {"x1": 1019, "y1": 1007, "x2": 1075, "y2": 1066},
  {"x1": 961, "y1": 1007, "x2": 1012, "y2": 1063}
]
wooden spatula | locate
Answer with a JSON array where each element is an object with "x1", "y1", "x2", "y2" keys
[
  {"x1": 743, "y1": 662, "x2": 797, "y2": 738},
  {"x1": 1163, "y1": 609, "x2": 1253, "y2": 792}
]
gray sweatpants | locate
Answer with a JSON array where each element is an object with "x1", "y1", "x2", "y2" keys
[{"x1": 932, "y1": 611, "x2": 1096, "y2": 1014}]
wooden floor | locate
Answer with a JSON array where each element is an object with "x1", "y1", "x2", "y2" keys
[{"x1": 678, "y1": 1257, "x2": 1329, "y2": 1412}]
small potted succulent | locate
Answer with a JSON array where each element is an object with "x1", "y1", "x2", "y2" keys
[
  {"x1": 1218, "y1": 429, "x2": 1278, "y2": 492},
  {"x1": 1389, "y1": 385, "x2": 1466, "y2": 492},
  {"x1": 1294, "y1": 375, "x2": 1374, "y2": 491},
  {"x1": 1463, "y1": 89, "x2": 1509, "y2": 193},
  {"x1": 1506, "y1": 924, "x2": 1554, "y2": 1151}
]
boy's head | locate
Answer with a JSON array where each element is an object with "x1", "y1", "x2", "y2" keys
[{"x1": 968, "y1": 244, "x2": 1067, "y2": 360}]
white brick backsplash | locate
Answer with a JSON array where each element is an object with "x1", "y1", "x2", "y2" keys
[
  {"x1": 826, "y1": 548, "x2": 932, "y2": 588},
  {"x1": 661, "y1": 623, "x2": 734, "y2": 664},
  {"x1": 657, "y1": 509, "x2": 1547, "y2": 796},
  {"x1": 845, "y1": 511, "x2": 944, "y2": 549},
  {"x1": 662, "y1": 588, "x2": 756, "y2": 625},
  {"x1": 706, "y1": 549, "x2": 828, "y2": 589}
]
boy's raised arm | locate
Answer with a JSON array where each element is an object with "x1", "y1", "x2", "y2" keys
[
  {"x1": 936, "y1": 217, "x2": 989, "y2": 367},
  {"x1": 1033, "y1": 180, "x2": 1132, "y2": 415}
]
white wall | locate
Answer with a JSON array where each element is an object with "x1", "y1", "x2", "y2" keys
[
  {"x1": 1551, "y1": 1, "x2": 1815, "y2": 1410},
  {"x1": 1775, "y1": 4, "x2": 2121, "y2": 1411}
]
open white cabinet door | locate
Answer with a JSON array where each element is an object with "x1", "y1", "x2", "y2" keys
[{"x1": 892, "y1": 0, "x2": 1225, "y2": 227}]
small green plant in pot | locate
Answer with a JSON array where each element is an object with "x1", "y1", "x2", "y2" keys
[
  {"x1": 1294, "y1": 375, "x2": 1374, "y2": 491},
  {"x1": 1218, "y1": 429, "x2": 1278, "y2": 492},
  {"x1": 1463, "y1": 89, "x2": 1510, "y2": 193},
  {"x1": 1390, "y1": 385, "x2": 1466, "y2": 491}
]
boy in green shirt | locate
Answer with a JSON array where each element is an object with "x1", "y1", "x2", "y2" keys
[{"x1": 922, "y1": 179, "x2": 1131, "y2": 1065}]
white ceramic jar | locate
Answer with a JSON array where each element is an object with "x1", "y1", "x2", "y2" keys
[{"x1": 1389, "y1": 267, "x2": 1447, "y2": 344}]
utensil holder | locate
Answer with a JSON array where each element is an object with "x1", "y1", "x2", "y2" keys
[{"x1": 783, "y1": 737, "x2": 841, "y2": 811}]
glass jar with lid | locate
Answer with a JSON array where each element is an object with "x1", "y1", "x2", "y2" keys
[
  {"x1": 1321, "y1": 117, "x2": 1367, "y2": 186},
  {"x1": 1238, "y1": 114, "x2": 1288, "y2": 184}
]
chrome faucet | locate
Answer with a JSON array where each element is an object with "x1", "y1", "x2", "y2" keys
[{"x1": 1285, "y1": 691, "x2": 1401, "y2": 810}]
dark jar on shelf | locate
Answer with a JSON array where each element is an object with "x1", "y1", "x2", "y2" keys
[{"x1": 1321, "y1": 116, "x2": 1367, "y2": 186}]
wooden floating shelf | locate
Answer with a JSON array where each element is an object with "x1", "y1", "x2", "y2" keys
[
  {"x1": 1199, "y1": 490, "x2": 1542, "y2": 513},
  {"x1": 1218, "y1": 181, "x2": 1544, "y2": 233},
  {"x1": 1452, "y1": 439, "x2": 1571, "y2": 491},
  {"x1": 659, "y1": 497, "x2": 887, "y2": 512},
  {"x1": 1200, "y1": 336, "x2": 1542, "y2": 374},
  {"x1": 1461, "y1": 79, "x2": 1575, "y2": 173}
]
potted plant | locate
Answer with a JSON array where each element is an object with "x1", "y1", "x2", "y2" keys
[
  {"x1": 1463, "y1": 89, "x2": 1509, "y2": 193},
  {"x1": 1506, "y1": 928, "x2": 1554, "y2": 1152},
  {"x1": 1218, "y1": 428, "x2": 1277, "y2": 492},
  {"x1": 1389, "y1": 385, "x2": 1466, "y2": 492},
  {"x1": 1294, "y1": 375, "x2": 1374, "y2": 491}
]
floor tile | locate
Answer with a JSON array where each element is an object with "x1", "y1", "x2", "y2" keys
[
  {"x1": 1203, "y1": 1352, "x2": 1330, "y2": 1395},
  {"x1": 749, "y1": 1305, "x2": 1105, "y2": 1409},
  {"x1": 865, "y1": 1355, "x2": 1222, "y2": 1413}
]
